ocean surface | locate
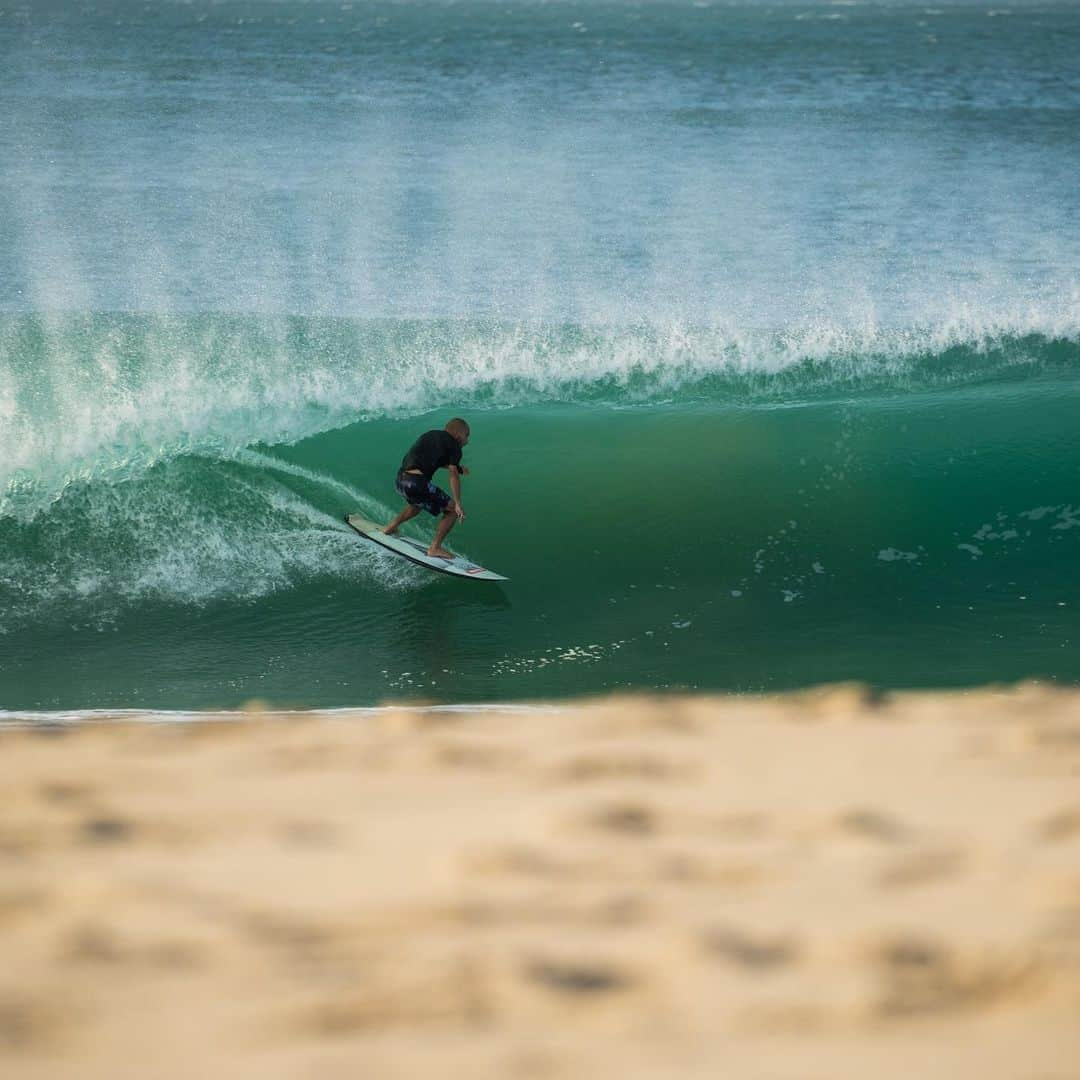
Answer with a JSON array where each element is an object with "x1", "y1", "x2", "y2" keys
[{"x1": 1, "y1": 0, "x2": 1078, "y2": 713}]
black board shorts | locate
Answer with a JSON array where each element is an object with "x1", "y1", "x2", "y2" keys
[{"x1": 395, "y1": 469, "x2": 452, "y2": 516}]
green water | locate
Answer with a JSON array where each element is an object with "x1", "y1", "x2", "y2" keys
[
  {"x1": 1, "y1": 318, "x2": 1077, "y2": 711},
  {"x1": 1, "y1": 2, "x2": 1078, "y2": 712}
]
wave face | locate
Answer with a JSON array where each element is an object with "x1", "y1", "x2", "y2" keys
[{"x1": 1, "y1": 1, "x2": 1079, "y2": 709}]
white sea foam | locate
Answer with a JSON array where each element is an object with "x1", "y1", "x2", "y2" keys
[
  {"x1": 0, "y1": 457, "x2": 422, "y2": 633},
  {"x1": 0, "y1": 702, "x2": 563, "y2": 729}
]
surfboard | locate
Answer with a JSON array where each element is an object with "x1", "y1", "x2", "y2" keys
[{"x1": 345, "y1": 514, "x2": 508, "y2": 581}]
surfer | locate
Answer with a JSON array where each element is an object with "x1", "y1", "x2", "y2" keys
[{"x1": 382, "y1": 418, "x2": 470, "y2": 559}]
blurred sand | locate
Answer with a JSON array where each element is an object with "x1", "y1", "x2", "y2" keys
[{"x1": 2, "y1": 683, "x2": 1079, "y2": 1079}]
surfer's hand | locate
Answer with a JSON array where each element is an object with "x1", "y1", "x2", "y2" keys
[
  {"x1": 458, "y1": 466, "x2": 470, "y2": 476},
  {"x1": 455, "y1": 504, "x2": 466, "y2": 522}
]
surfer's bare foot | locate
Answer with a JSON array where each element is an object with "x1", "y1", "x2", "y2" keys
[
  {"x1": 427, "y1": 546, "x2": 455, "y2": 560},
  {"x1": 382, "y1": 526, "x2": 398, "y2": 536}
]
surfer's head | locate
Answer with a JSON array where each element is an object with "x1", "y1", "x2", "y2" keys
[{"x1": 446, "y1": 418, "x2": 470, "y2": 446}]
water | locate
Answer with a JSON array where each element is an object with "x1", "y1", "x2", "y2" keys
[{"x1": 1, "y1": 0, "x2": 1078, "y2": 712}]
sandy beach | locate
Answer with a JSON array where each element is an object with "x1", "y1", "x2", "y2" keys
[{"x1": 2, "y1": 683, "x2": 1079, "y2": 1079}]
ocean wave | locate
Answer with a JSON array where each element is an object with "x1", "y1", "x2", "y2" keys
[
  {"x1": 0, "y1": 334, "x2": 1075, "y2": 643},
  {"x1": 1, "y1": 310, "x2": 1077, "y2": 521}
]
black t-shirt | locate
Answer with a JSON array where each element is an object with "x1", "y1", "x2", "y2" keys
[{"x1": 400, "y1": 430, "x2": 462, "y2": 480}]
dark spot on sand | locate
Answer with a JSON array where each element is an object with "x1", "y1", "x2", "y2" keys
[
  {"x1": 81, "y1": 817, "x2": 134, "y2": 844},
  {"x1": 838, "y1": 808, "x2": 908, "y2": 842},
  {"x1": 525, "y1": 957, "x2": 631, "y2": 995},
  {"x1": 704, "y1": 926, "x2": 800, "y2": 969},
  {"x1": 587, "y1": 802, "x2": 658, "y2": 835},
  {"x1": 0, "y1": 994, "x2": 67, "y2": 1050}
]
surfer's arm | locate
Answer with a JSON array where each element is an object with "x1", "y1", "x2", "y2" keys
[{"x1": 449, "y1": 465, "x2": 465, "y2": 519}]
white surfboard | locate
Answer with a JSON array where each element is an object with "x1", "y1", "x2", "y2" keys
[{"x1": 345, "y1": 514, "x2": 508, "y2": 581}]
